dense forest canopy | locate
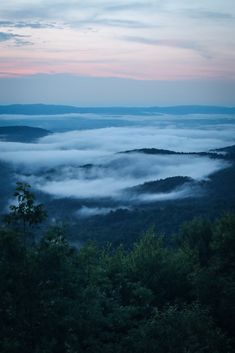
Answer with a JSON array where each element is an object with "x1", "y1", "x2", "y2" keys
[{"x1": 0, "y1": 184, "x2": 234, "y2": 352}]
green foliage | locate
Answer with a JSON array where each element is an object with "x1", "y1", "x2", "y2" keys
[
  {"x1": 177, "y1": 218, "x2": 213, "y2": 266},
  {"x1": 212, "y1": 213, "x2": 235, "y2": 270},
  {"x1": 126, "y1": 304, "x2": 228, "y2": 353},
  {"x1": 0, "y1": 212, "x2": 234, "y2": 352},
  {"x1": 4, "y1": 182, "x2": 47, "y2": 229}
]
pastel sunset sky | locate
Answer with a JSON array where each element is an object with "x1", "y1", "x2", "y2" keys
[{"x1": 0, "y1": 0, "x2": 235, "y2": 105}]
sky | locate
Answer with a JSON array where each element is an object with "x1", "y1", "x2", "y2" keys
[{"x1": 0, "y1": 0, "x2": 235, "y2": 106}]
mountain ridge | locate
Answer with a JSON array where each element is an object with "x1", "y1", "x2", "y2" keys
[{"x1": 1, "y1": 104, "x2": 235, "y2": 115}]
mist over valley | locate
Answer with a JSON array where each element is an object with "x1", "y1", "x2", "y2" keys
[{"x1": 1, "y1": 107, "x2": 235, "y2": 245}]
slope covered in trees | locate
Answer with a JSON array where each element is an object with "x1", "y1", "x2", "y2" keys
[{"x1": 0, "y1": 185, "x2": 234, "y2": 352}]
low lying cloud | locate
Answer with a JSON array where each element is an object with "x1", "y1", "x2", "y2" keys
[
  {"x1": 76, "y1": 206, "x2": 129, "y2": 218},
  {"x1": 0, "y1": 148, "x2": 108, "y2": 171},
  {"x1": 0, "y1": 115, "x2": 234, "y2": 209},
  {"x1": 137, "y1": 187, "x2": 195, "y2": 203},
  {"x1": 18, "y1": 154, "x2": 226, "y2": 200}
]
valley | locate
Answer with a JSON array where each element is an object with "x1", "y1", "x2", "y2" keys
[{"x1": 1, "y1": 108, "x2": 235, "y2": 247}]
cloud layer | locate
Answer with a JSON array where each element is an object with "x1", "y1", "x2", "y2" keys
[{"x1": 0, "y1": 114, "x2": 233, "y2": 211}]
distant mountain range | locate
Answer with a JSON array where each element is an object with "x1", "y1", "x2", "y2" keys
[{"x1": 0, "y1": 104, "x2": 235, "y2": 115}]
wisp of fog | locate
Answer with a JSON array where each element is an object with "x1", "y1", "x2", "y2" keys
[{"x1": 0, "y1": 113, "x2": 234, "y2": 216}]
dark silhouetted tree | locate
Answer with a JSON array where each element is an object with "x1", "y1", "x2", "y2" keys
[{"x1": 4, "y1": 182, "x2": 47, "y2": 230}]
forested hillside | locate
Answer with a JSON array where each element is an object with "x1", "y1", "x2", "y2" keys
[{"x1": 0, "y1": 184, "x2": 234, "y2": 353}]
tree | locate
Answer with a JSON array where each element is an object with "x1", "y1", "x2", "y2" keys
[{"x1": 4, "y1": 182, "x2": 47, "y2": 230}]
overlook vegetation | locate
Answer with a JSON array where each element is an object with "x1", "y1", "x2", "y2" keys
[{"x1": 0, "y1": 184, "x2": 235, "y2": 352}]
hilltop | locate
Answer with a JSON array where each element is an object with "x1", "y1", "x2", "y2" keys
[{"x1": 0, "y1": 126, "x2": 51, "y2": 142}]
